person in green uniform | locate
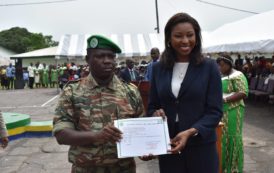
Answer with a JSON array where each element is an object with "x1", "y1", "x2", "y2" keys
[
  {"x1": 58, "y1": 65, "x2": 64, "y2": 76},
  {"x1": 53, "y1": 35, "x2": 144, "y2": 173},
  {"x1": 50, "y1": 65, "x2": 58, "y2": 88},
  {"x1": 217, "y1": 55, "x2": 248, "y2": 173}
]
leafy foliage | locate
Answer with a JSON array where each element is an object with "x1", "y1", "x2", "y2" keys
[{"x1": 0, "y1": 27, "x2": 58, "y2": 53}]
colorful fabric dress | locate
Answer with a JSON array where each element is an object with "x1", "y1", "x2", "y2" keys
[{"x1": 221, "y1": 70, "x2": 248, "y2": 173}]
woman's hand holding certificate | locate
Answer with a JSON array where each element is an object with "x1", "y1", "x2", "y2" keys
[{"x1": 114, "y1": 117, "x2": 171, "y2": 158}]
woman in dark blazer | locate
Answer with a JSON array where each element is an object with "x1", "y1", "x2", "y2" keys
[{"x1": 146, "y1": 13, "x2": 223, "y2": 173}]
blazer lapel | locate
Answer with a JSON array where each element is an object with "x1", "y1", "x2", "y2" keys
[
  {"x1": 167, "y1": 68, "x2": 176, "y2": 99},
  {"x1": 178, "y1": 62, "x2": 200, "y2": 98}
]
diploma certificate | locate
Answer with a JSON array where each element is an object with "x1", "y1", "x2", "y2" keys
[{"x1": 114, "y1": 117, "x2": 171, "y2": 158}]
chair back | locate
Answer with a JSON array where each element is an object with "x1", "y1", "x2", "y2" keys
[
  {"x1": 249, "y1": 77, "x2": 258, "y2": 90},
  {"x1": 257, "y1": 78, "x2": 266, "y2": 91},
  {"x1": 267, "y1": 79, "x2": 274, "y2": 94},
  {"x1": 131, "y1": 81, "x2": 150, "y2": 113}
]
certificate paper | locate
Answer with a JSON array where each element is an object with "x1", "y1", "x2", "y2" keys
[
  {"x1": 114, "y1": 117, "x2": 171, "y2": 158},
  {"x1": 223, "y1": 92, "x2": 235, "y2": 99}
]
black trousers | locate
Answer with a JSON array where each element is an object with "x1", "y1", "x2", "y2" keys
[
  {"x1": 7, "y1": 77, "x2": 14, "y2": 89},
  {"x1": 159, "y1": 142, "x2": 218, "y2": 173},
  {"x1": 29, "y1": 77, "x2": 34, "y2": 89},
  {"x1": 159, "y1": 123, "x2": 218, "y2": 173}
]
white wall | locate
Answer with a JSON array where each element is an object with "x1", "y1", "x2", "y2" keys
[{"x1": 0, "y1": 46, "x2": 16, "y2": 65}]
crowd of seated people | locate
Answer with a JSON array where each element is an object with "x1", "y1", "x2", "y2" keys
[{"x1": 222, "y1": 54, "x2": 274, "y2": 103}]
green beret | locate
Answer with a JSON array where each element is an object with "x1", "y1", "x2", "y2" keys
[{"x1": 87, "y1": 35, "x2": 122, "y2": 53}]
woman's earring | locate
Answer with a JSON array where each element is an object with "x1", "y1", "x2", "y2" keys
[{"x1": 167, "y1": 42, "x2": 171, "y2": 47}]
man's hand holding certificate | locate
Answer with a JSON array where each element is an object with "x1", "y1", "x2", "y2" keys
[{"x1": 114, "y1": 117, "x2": 171, "y2": 158}]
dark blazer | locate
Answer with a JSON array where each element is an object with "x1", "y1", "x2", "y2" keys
[
  {"x1": 148, "y1": 58, "x2": 223, "y2": 146},
  {"x1": 119, "y1": 68, "x2": 140, "y2": 83}
]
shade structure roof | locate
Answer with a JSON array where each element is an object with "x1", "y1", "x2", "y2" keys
[
  {"x1": 203, "y1": 10, "x2": 274, "y2": 53},
  {"x1": 56, "y1": 33, "x2": 165, "y2": 59},
  {"x1": 10, "y1": 46, "x2": 58, "y2": 59}
]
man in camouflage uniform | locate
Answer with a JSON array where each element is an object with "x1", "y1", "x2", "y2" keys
[
  {"x1": 0, "y1": 111, "x2": 9, "y2": 148},
  {"x1": 53, "y1": 35, "x2": 144, "y2": 173}
]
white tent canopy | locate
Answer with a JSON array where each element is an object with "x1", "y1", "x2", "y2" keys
[
  {"x1": 10, "y1": 46, "x2": 58, "y2": 59},
  {"x1": 56, "y1": 34, "x2": 165, "y2": 59},
  {"x1": 204, "y1": 10, "x2": 274, "y2": 53}
]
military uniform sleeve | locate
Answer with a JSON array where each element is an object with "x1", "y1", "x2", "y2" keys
[
  {"x1": 52, "y1": 85, "x2": 76, "y2": 135},
  {"x1": 128, "y1": 84, "x2": 145, "y2": 117},
  {"x1": 0, "y1": 111, "x2": 8, "y2": 138}
]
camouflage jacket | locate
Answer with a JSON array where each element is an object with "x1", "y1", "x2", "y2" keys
[{"x1": 53, "y1": 74, "x2": 144, "y2": 167}]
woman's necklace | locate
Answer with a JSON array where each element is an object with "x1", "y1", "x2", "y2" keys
[
  {"x1": 179, "y1": 71, "x2": 185, "y2": 78},
  {"x1": 175, "y1": 62, "x2": 189, "y2": 79}
]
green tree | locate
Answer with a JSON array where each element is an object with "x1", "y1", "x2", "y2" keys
[{"x1": 0, "y1": 27, "x2": 58, "y2": 53}]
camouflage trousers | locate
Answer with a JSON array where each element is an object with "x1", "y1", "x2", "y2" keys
[{"x1": 71, "y1": 159, "x2": 136, "y2": 173}]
